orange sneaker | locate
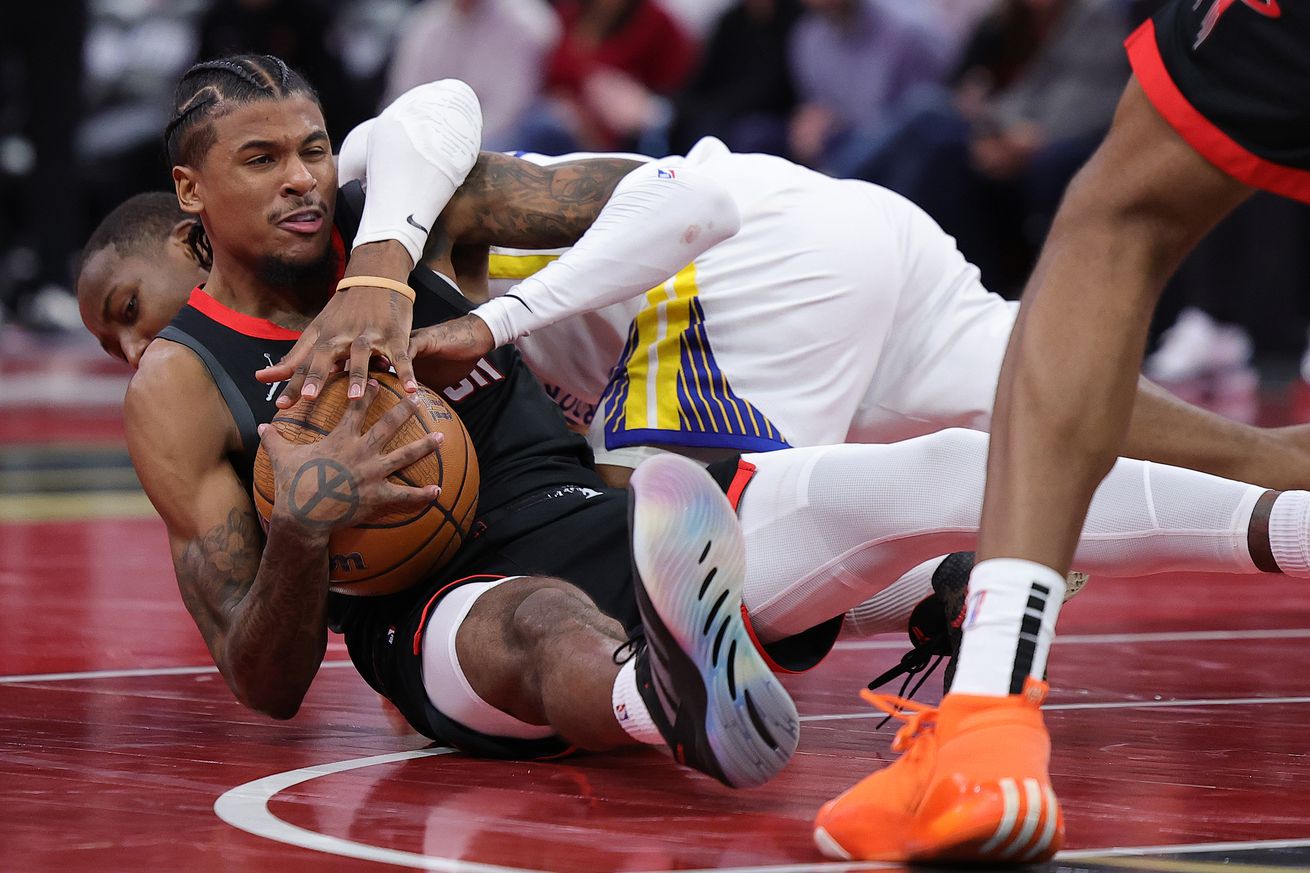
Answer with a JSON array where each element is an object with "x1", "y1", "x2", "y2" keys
[{"x1": 813, "y1": 678, "x2": 1064, "y2": 864}]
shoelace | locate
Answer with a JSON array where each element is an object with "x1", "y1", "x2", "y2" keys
[
  {"x1": 612, "y1": 627, "x2": 646, "y2": 665},
  {"x1": 860, "y1": 690, "x2": 938, "y2": 753},
  {"x1": 865, "y1": 635, "x2": 947, "y2": 728}
]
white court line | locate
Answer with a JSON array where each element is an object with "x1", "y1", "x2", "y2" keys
[
  {"x1": 214, "y1": 749, "x2": 895, "y2": 873},
  {"x1": 799, "y1": 695, "x2": 1310, "y2": 723},
  {"x1": 835, "y1": 627, "x2": 1310, "y2": 651},
  {"x1": 4, "y1": 627, "x2": 1309, "y2": 685},
  {"x1": 214, "y1": 749, "x2": 1310, "y2": 873},
  {"x1": 1061, "y1": 837, "x2": 1310, "y2": 859},
  {"x1": 0, "y1": 659, "x2": 355, "y2": 685}
]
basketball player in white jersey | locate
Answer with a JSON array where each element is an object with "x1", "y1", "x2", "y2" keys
[{"x1": 266, "y1": 106, "x2": 1310, "y2": 507}]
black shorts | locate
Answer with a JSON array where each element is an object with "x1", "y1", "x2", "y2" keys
[
  {"x1": 1128, "y1": 0, "x2": 1310, "y2": 202},
  {"x1": 342, "y1": 458, "x2": 841, "y2": 759}
]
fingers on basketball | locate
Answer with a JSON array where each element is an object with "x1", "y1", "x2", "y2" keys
[{"x1": 252, "y1": 371, "x2": 480, "y2": 596}]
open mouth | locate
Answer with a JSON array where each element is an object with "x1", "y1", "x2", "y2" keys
[{"x1": 277, "y1": 209, "x2": 324, "y2": 234}]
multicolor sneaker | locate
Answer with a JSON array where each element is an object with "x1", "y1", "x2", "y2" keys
[
  {"x1": 813, "y1": 679, "x2": 1064, "y2": 863},
  {"x1": 627, "y1": 453, "x2": 799, "y2": 788}
]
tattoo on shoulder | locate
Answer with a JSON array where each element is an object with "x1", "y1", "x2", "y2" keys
[{"x1": 455, "y1": 154, "x2": 644, "y2": 248}]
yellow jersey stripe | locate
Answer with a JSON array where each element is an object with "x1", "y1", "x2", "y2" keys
[{"x1": 487, "y1": 253, "x2": 560, "y2": 280}]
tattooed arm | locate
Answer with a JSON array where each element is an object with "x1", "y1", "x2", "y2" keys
[
  {"x1": 127, "y1": 343, "x2": 439, "y2": 718},
  {"x1": 410, "y1": 151, "x2": 742, "y2": 360},
  {"x1": 439, "y1": 153, "x2": 645, "y2": 249}
]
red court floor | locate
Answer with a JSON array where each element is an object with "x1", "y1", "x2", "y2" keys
[{"x1": 4, "y1": 331, "x2": 1310, "y2": 872}]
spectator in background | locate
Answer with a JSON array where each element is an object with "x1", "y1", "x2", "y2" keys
[
  {"x1": 669, "y1": 0, "x2": 802, "y2": 156},
  {"x1": 0, "y1": 0, "x2": 88, "y2": 331},
  {"x1": 384, "y1": 0, "x2": 559, "y2": 151},
  {"x1": 522, "y1": 0, "x2": 697, "y2": 154},
  {"x1": 787, "y1": 0, "x2": 947, "y2": 170},
  {"x1": 845, "y1": 0, "x2": 1130, "y2": 296},
  {"x1": 198, "y1": 0, "x2": 365, "y2": 141}
]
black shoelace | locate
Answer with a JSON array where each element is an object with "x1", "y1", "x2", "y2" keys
[
  {"x1": 865, "y1": 635, "x2": 947, "y2": 729},
  {"x1": 613, "y1": 627, "x2": 646, "y2": 665}
]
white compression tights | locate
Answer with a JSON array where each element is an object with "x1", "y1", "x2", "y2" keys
[{"x1": 738, "y1": 428, "x2": 1272, "y2": 643}]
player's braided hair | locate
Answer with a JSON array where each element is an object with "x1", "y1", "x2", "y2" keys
[{"x1": 163, "y1": 54, "x2": 320, "y2": 167}]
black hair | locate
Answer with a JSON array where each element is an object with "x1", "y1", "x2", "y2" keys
[
  {"x1": 163, "y1": 53, "x2": 320, "y2": 168},
  {"x1": 76, "y1": 192, "x2": 209, "y2": 279}
]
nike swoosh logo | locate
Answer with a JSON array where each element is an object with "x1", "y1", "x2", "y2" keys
[{"x1": 406, "y1": 214, "x2": 429, "y2": 234}]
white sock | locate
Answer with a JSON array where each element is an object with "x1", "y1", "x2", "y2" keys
[
  {"x1": 1269, "y1": 491, "x2": 1310, "y2": 578},
  {"x1": 611, "y1": 659, "x2": 664, "y2": 746},
  {"x1": 843, "y1": 556, "x2": 944, "y2": 637},
  {"x1": 951, "y1": 558, "x2": 1066, "y2": 698}
]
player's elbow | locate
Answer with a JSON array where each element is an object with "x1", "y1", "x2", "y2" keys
[
  {"x1": 697, "y1": 176, "x2": 741, "y2": 247},
  {"x1": 235, "y1": 681, "x2": 308, "y2": 721},
  {"x1": 223, "y1": 661, "x2": 312, "y2": 720}
]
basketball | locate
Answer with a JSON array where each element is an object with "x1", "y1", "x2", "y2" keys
[{"x1": 251, "y1": 371, "x2": 479, "y2": 596}]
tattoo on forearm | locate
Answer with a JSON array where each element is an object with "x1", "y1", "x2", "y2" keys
[
  {"x1": 453, "y1": 154, "x2": 643, "y2": 248},
  {"x1": 176, "y1": 507, "x2": 262, "y2": 627},
  {"x1": 287, "y1": 458, "x2": 360, "y2": 526}
]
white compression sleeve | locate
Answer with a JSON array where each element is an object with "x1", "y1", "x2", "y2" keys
[
  {"x1": 352, "y1": 80, "x2": 483, "y2": 263},
  {"x1": 736, "y1": 430, "x2": 1268, "y2": 642},
  {"x1": 336, "y1": 118, "x2": 372, "y2": 186},
  {"x1": 471, "y1": 162, "x2": 742, "y2": 347}
]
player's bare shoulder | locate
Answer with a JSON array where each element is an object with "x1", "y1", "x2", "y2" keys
[{"x1": 123, "y1": 340, "x2": 241, "y2": 510}]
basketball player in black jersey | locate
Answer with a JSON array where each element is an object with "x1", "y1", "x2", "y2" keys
[
  {"x1": 106, "y1": 53, "x2": 802, "y2": 790},
  {"x1": 812, "y1": 0, "x2": 1310, "y2": 864},
  {"x1": 84, "y1": 52, "x2": 1310, "y2": 862}
]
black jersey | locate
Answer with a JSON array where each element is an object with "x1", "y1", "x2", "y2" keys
[
  {"x1": 1127, "y1": 0, "x2": 1310, "y2": 202},
  {"x1": 160, "y1": 180, "x2": 599, "y2": 509},
  {"x1": 155, "y1": 182, "x2": 625, "y2": 746}
]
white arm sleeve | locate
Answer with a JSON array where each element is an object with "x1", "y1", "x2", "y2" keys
[
  {"x1": 471, "y1": 162, "x2": 741, "y2": 347},
  {"x1": 335, "y1": 118, "x2": 373, "y2": 186},
  {"x1": 351, "y1": 79, "x2": 484, "y2": 264}
]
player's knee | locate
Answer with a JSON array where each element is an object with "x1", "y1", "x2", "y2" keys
[{"x1": 505, "y1": 578, "x2": 601, "y2": 649}]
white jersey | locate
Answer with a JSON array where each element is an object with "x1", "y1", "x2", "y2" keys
[{"x1": 488, "y1": 138, "x2": 1018, "y2": 459}]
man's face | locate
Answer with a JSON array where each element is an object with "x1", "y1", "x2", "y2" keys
[
  {"x1": 174, "y1": 95, "x2": 337, "y2": 283},
  {"x1": 77, "y1": 235, "x2": 206, "y2": 368}
]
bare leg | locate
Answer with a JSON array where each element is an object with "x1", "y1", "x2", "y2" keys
[
  {"x1": 978, "y1": 78, "x2": 1253, "y2": 574},
  {"x1": 455, "y1": 576, "x2": 632, "y2": 750}
]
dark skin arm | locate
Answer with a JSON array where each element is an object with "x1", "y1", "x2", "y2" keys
[
  {"x1": 130, "y1": 343, "x2": 440, "y2": 718},
  {"x1": 258, "y1": 153, "x2": 642, "y2": 404}
]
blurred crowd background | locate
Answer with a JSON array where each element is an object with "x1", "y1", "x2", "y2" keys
[{"x1": 3, "y1": 0, "x2": 1309, "y2": 411}]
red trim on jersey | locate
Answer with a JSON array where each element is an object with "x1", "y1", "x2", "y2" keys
[
  {"x1": 184, "y1": 227, "x2": 347, "y2": 338},
  {"x1": 412, "y1": 574, "x2": 507, "y2": 655},
  {"x1": 720, "y1": 458, "x2": 812, "y2": 674},
  {"x1": 724, "y1": 459, "x2": 757, "y2": 511},
  {"x1": 739, "y1": 604, "x2": 802, "y2": 675},
  {"x1": 186, "y1": 288, "x2": 303, "y2": 340},
  {"x1": 1127, "y1": 18, "x2": 1310, "y2": 204}
]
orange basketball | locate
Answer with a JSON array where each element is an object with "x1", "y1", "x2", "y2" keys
[{"x1": 252, "y1": 372, "x2": 479, "y2": 596}]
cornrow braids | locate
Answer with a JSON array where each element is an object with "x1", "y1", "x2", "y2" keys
[{"x1": 163, "y1": 54, "x2": 321, "y2": 168}]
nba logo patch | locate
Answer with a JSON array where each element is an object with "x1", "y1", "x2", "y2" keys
[
  {"x1": 656, "y1": 168, "x2": 676, "y2": 180},
  {"x1": 614, "y1": 703, "x2": 628, "y2": 721},
  {"x1": 963, "y1": 591, "x2": 986, "y2": 629}
]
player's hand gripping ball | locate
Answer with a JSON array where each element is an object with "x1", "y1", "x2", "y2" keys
[{"x1": 252, "y1": 372, "x2": 479, "y2": 595}]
